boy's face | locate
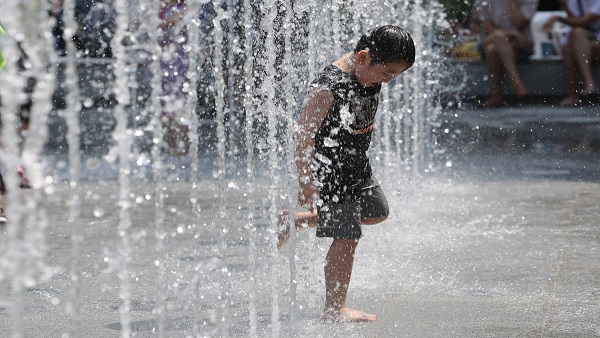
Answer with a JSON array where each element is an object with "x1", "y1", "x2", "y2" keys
[{"x1": 355, "y1": 50, "x2": 409, "y2": 87}]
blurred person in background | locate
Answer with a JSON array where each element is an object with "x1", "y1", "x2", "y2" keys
[
  {"x1": 474, "y1": 0, "x2": 538, "y2": 107},
  {"x1": 159, "y1": 0, "x2": 190, "y2": 157},
  {"x1": 73, "y1": 0, "x2": 116, "y2": 58},
  {"x1": 543, "y1": 0, "x2": 600, "y2": 106},
  {"x1": 0, "y1": 23, "x2": 32, "y2": 225}
]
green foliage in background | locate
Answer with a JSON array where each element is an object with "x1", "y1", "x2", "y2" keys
[
  {"x1": 439, "y1": 0, "x2": 477, "y2": 20},
  {"x1": 0, "y1": 25, "x2": 5, "y2": 70}
]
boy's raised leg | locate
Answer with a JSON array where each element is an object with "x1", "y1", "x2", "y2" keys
[{"x1": 322, "y1": 238, "x2": 377, "y2": 323}]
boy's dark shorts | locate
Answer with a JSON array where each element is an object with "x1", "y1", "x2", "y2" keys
[{"x1": 316, "y1": 176, "x2": 389, "y2": 239}]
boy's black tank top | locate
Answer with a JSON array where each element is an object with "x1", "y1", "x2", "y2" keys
[{"x1": 312, "y1": 65, "x2": 381, "y2": 188}]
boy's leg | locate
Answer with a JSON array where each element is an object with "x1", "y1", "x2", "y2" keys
[
  {"x1": 322, "y1": 238, "x2": 376, "y2": 322},
  {"x1": 277, "y1": 212, "x2": 387, "y2": 249},
  {"x1": 278, "y1": 175, "x2": 388, "y2": 248},
  {"x1": 321, "y1": 176, "x2": 385, "y2": 321}
]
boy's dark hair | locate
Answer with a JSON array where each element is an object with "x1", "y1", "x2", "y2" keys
[{"x1": 354, "y1": 25, "x2": 415, "y2": 68}]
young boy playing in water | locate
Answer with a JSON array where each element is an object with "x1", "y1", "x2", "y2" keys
[{"x1": 280, "y1": 25, "x2": 415, "y2": 322}]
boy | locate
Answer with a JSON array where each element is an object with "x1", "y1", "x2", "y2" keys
[{"x1": 280, "y1": 25, "x2": 415, "y2": 322}]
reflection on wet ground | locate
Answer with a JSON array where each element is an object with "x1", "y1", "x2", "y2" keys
[{"x1": 437, "y1": 102, "x2": 600, "y2": 182}]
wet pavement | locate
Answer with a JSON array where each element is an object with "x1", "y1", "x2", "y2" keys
[
  {"x1": 441, "y1": 103, "x2": 600, "y2": 155},
  {"x1": 0, "y1": 146, "x2": 599, "y2": 337},
  {"x1": 0, "y1": 100, "x2": 599, "y2": 337}
]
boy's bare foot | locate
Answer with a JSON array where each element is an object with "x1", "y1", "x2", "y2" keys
[
  {"x1": 321, "y1": 307, "x2": 377, "y2": 323},
  {"x1": 558, "y1": 94, "x2": 582, "y2": 107},
  {"x1": 277, "y1": 209, "x2": 290, "y2": 250}
]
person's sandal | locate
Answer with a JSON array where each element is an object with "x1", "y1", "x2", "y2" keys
[{"x1": 0, "y1": 208, "x2": 7, "y2": 225}]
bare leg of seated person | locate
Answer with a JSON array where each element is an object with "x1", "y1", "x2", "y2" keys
[
  {"x1": 483, "y1": 31, "x2": 529, "y2": 108},
  {"x1": 559, "y1": 42, "x2": 583, "y2": 107},
  {"x1": 571, "y1": 27, "x2": 600, "y2": 96},
  {"x1": 559, "y1": 27, "x2": 600, "y2": 106}
]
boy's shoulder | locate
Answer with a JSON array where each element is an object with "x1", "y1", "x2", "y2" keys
[
  {"x1": 312, "y1": 65, "x2": 357, "y2": 92},
  {"x1": 312, "y1": 65, "x2": 380, "y2": 98},
  {"x1": 314, "y1": 65, "x2": 349, "y2": 83}
]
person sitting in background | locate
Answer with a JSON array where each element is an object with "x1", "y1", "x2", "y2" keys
[
  {"x1": 474, "y1": 0, "x2": 539, "y2": 107},
  {"x1": 543, "y1": 0, "x2": 600, "y2": 107}
]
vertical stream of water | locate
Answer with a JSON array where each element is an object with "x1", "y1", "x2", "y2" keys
[{"x1": 0, "y1": 1, "x2": 446, "y2": 336}]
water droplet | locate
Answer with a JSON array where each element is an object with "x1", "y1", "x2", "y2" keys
[
  {"x1": 83, "y1": 98, "x2": 94, "y2": 107},
  {"x1": 93, "y1": 207, "x2": 105, "y2": 217}
]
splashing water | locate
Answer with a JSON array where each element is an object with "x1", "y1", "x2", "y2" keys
[{"x1": 0, "y1": 0, "x2": 446, "y2": 336}]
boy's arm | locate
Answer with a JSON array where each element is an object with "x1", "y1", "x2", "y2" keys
[{"x1": 295, "y1": 85, "x2": 334, "y2": 211}]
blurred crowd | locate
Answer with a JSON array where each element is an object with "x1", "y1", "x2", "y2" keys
[
  {"x1": 444, "y1": 0, "x2": 600, "y2": 107},
  {"x1": 0, "y1": 0, "x2": 200, "y2": 223},
  {"x1": 49, "y1": 0, "x2": 193, "y2": 156}
]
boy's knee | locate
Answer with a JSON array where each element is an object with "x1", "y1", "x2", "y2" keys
[{"x1": 362, "y1": 215, "x2": 388, "y2": 225}]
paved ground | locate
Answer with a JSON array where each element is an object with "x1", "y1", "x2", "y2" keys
[
  {"x1": 0, "y1": 101, "x2": 599, "y2": 337},
  {"x1": 0, "y1": 149, "x2": 598, "y2": 337},
  {"x1": 439, "y1": 103, "x2": 600, "y2": 155}
]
